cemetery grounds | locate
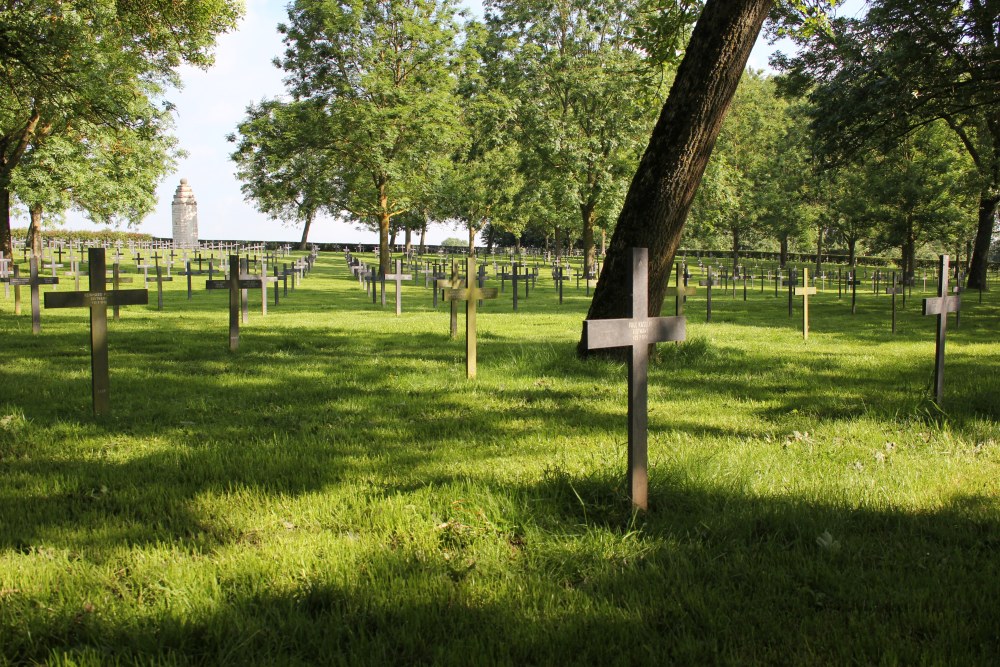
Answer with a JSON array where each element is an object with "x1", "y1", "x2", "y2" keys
[{"x1": 1, "y1": 250, "x2": 998, "y2": 665}]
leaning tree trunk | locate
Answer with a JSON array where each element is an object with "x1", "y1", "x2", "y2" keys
[
  {"x1": 581, "y1": 199, "x2": 597, "y2": 279},
  {"x1": 580, "y1": 0, "x2": 773, "y2": 356},
  {"x1": 967, "y1": 192, "x2": 998, "y2": 290},
  {"x1": 298, "y1": 210, "x2": 314, "y2": 250},
  {"x1": 27, "y1": 203, "x2": 43, "y2": 257},
  {"x1": 0, "y1": 185, "x2": 12, "y2": 259}
]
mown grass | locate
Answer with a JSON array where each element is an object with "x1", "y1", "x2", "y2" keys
[{"x1": 1, "y1": 251, "x2": 998, "y2": 665}]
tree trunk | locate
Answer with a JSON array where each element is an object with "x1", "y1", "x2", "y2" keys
[
  {"x1": 848, "y1": 237, "x2": 857, "y2": 268},
  {"x1": 28, "y1": 203, "x2": 43, "y2": 257},
  {"x1": 581, "y1": 199, "x2": 597, "y2": 278},
  {"x1": 554, "y1": 225, "x2": 562, "y2": 263},
  {"x1": 298, "y1": 210, "x2": 313, "y2": 250},
  {"x1": 419, "y1": 216, "x2": 427, "y2": 255},
  {"x1": 815, "y1": 224, "x2": 823, "y2": 276},
  {"x1": 486, "y1": 224, "x2": 496, "y2": 254},
  {"x1": 0, "y1": 184, "x2": 11, "y2": 259},
  {"x1": 468, "y1": 223, "x2": 476, "y2": 254},
  {"x1": 780, "y1": 234, "x2": 789, "y2": 268},
  {"x1": 404, "y1": 226, "x2": 412, "y2": 254},
  {"x1": 601, "y1": 228, "x2": 607, "y2": 257},
  {"x1": 579, "y1": 0, "x2": 771, "y2": 355},
  {"x1": 731, "y1": 226, "x2": 740, "y2": 270},
  {"x1": 378, "y1": 184, "x2": 390, "y2": 273},
  {"x1": 967, "y1": 192, "x2": 998, "y2": 290}
]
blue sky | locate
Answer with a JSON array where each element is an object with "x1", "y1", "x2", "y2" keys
[{"x1": 49, "y1": 0, "x2": 793, "y2": 245}]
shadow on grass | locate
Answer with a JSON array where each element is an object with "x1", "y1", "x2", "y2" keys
[{"x1": 3, "y1": 469, "x2": 998, "y2": 665}]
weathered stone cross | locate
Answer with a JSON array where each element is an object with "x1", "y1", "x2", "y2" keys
[
  {"x1": 384, "y1": 259, "x2": 413, "y2": 315},
  {"x1": 665, "y1": 262, "x2": 696, "y2": 316},
  {"x1": 795, "y1": 268, "x2": 818, "y2": 340},
  {"x1": 10, "y1": 257, "x2": 59, "y2": 334},
  {"x1": 206, "y1": 255, "x2": 264, "y2": 351},
  {"x1": 43, "y1": 248, "x2": 148, "y2": 416},
  {"x1": 583, "y1": 248, "x2": 686, "y2": 510},
  {"x1": 922, "y1": 255, "x2": 961, "y2": 405},
  {"x1": 442, "y1": 256, "x2": 498, "y2": 378}
]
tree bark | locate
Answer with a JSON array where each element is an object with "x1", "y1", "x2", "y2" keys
[
  {"x1": 419, "y1": 215, "x2": 427, "y2": 255},
  {"x1": 731, "y1": 226, "x2": 740, "y2": 270},
  {"x1": 28, "y1": 203, "x2": 43, "y2": 257},
  {"x1": 780, "y1": 234, "x2": 789, "y2": 268},
  {"x1": 298, "y1": 210, "x2": 313, "y2": 250},
  {"x1": 378, "y1": 184, "x2": 390, "y2": 273},
  {"x1": 848, "y1": 236, "x2": 857, "y2": 268},
  {"x1": 581, "y1": 199, "x2": 597, "y2": 278},
  {"x1": 404, "y1": 226, "x2": 412, "y2": 254},
  {"x1": 580, "y1": 0, "x2": 772, "y2": 355},
  {"x1": 0, "y1": 185, "x2": 11, "y2": 259},
  {"x1": 815, "y1": 224, "x2": 823, "y2": 276},
  {"x1": 554, "y1": 225, "x2": 562, "y2": 263},
  {"x1": 967, "y1": 192, "x2": 998, "y2": 290}
]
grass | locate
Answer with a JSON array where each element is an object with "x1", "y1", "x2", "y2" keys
[{"x1": 1, "y1": 250, "x2": 999, "y2": 665}]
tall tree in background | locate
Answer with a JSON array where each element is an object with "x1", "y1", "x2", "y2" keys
[
  {"x1": 487, "y1": 0, "x2": 681, "y2": 279},
  {"x1": 579, "y1": 0, "x2": 774, "y2": 355},
  {"x1": 687, "y1": 72, "x2": 789, "y2": 268},
  {"x1": 278, "y1": 0, "x2": 464, "y2": 273},
  {"x1": 0, "y1": 1, "x2": 242, "y2": 257},
  {"x1": 778, "y1": 0, "x2": 1000, "y2": 290},
  {"x1": 230, "y1": 100, "x2": 337, "y2": 249}
]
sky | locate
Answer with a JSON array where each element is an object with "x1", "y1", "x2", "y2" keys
[{"x1": 47, "y1": 0, "x2": 795, "y2": 246}]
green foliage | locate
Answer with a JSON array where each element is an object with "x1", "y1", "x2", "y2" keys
[
  {"x1": 440, "y1": 236, "x2": 466, "y2": 247},
  {"x1": 0, "y1": 0, "x2": 242, "y2": 253},
  {"x1": 485, "y1": 0, "x2": 680, "y2": 268},
  {"x1": 229, "y1": 100, "x2": 337, "y2": 245},
  {"x1": 278, "y1": 0, "x2": 465, "y2": 270},
  {"x1": 8, "y1": 227, "x2": 153, "y2": 244}
]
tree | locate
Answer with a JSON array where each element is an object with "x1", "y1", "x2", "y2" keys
[
  {"x1": 229, "y1": 100, "x2": 338, "y2": 249},
  {"x1": 0, "y1": 1, "x2": 242, "y2": 257},
  {"x1": 777, "y1": 0, "x2": 1000, "y2": 290},
  {"x1": 486, "y1": 0, "x2": 680, "y2": 280},
  {"x1": 687, "y1": 71, "x2": 789, "y2": 269},
  {"x1": 11, "y1": 95, "x2": 180, "y2": 256},
  {"x1": 864, "y1": 123, "x2": 976, "y2": 280},
  {"x1": 278, "y1": 0, "x2": 465, "y2": 273},
  {"x1": 579, "y1": 0, "x2": 773, "y2": 355}
]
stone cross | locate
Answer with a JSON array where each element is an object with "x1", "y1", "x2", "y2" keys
[
  {"x1": 43, "y1": 248, "x2": 148, "y2": 416},
  {"x1": 10, "y1": 257, "x2": 59, "y2": 334},
  {"x1": 206, "y1": 255, "x2": 264, "y2": 351},
  {"x1": 384, "y1": 259, "x2": 413, "y2": 315},
  {"x1": 884, "y1": 272, "x2": 903, "y2": 334},
  {"x1": 795, "y1": 268, "x2": 818, "y2": 340},
  {"x1": 698, "y1": 268, "x2": 718, "y2": 322},
  {"x1": 442, "y1": 256, "x2": 499, "y2": 378},
  {"x1": 665, "y1": 263, "x2": 696, "y2": 316},
  {"x1": 150, "y1": 253, "x2": 173, "y2": 311},
  {"x1": 583, "y1": 248, "x2": 686, "y2": 511},
  {"x1": 922, "y1": 255, "x2": 961, "y2": 405},
  {"x1": 499, "y1": 263, "x2": 528, "y2": 311}
]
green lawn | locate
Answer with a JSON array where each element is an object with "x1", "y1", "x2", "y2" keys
[{"x1": 1, "y1": 250, "x2": 998, "y2": 665}]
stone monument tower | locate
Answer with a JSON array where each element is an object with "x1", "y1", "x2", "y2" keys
[{"x1": 171, "y1": 178, "x2": 199, "y2": 248}]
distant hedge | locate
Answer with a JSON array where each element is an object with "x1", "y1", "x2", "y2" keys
[{"x1": 9, "y1": 228, "x2": 153, "y2": 244}]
